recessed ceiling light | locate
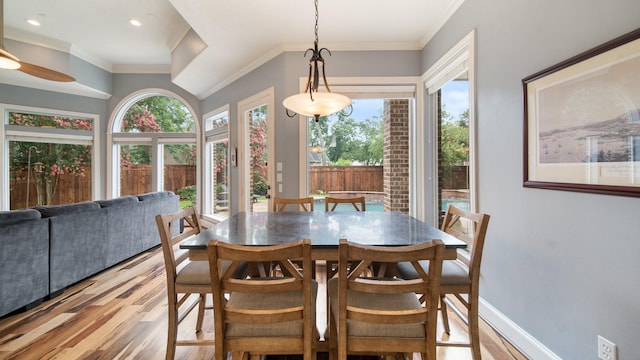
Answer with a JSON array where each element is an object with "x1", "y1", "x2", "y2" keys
[
  {"x1": 27, "y1": 19, "x2": 40, "y2": 26},
  {"x1": 130, "y1": 19, "x2": 142, "y2": 27}
]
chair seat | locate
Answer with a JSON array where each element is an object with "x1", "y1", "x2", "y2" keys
[
  {"x1": 327, "y1": 278, "x2": 425, "y2": 338},
  {"x1": 226, "y1": 280, "x2": 319, "y2": 338},
  {"x1": 176, "y1": 261, "x2": 211, "y2": 285},
  {"x1": 397, "y1": 260, "x2": 471, "y2": 286}
]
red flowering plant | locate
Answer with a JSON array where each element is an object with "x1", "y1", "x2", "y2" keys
[{"x1": 9, "y1": 112, "x2": 93, "y2": 206}]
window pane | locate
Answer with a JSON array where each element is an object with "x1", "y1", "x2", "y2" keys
[
  {"x1": 206, "y1": 112, "x2": 229, "y2": 131},
  {"x1": 307, "y1": 98, "x2": 384, "y2": 211},
  {"x1": 8, "y1": 112, "x2": 93, "y2": 130},
  {"x1": 120, "y1": 96, "x2": 194, "y2": 133},
  {"x1": 212, "y1": 141, "x2": 229, "y2": 217},
  {"x1": 9, "y1": 141, "x2": 92, "y2": 209},
  {"x1": 119, "y1": 144, "x2": 152, "y2": 196},
  {"x1": 163, "y1": 144, "x2": 196, "y2": 209},
  {"x1": 438, "y1": 78, "x2": 470, "y2": 222}
]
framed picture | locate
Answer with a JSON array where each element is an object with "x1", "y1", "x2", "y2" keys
[{"x1": 523, "y1": 28, "x2": 640, "y2": 197}]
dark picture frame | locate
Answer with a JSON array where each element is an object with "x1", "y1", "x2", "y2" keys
[{"x1": 523, "y1": 28, "x2": 640, "y2": 197}]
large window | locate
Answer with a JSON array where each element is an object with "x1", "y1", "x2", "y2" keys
[
  {"x1": 2, "y1": 106, "x2": 98, "y2": 210},
  {"x1": 424, "y1": 30, "x2": 476, "y2": 224},
  {"x1": 203, "y1": 107, "x2": 230, "y2": 220},
  {"x1": 298, "y1": 80, "x2": 419, "y2": 214},
  {"x1": 306, "y1": 98, "x2": 385, "y2": 211},
  {"x1": 109, "y1": 93, "x2": 197, "y2": 206}
]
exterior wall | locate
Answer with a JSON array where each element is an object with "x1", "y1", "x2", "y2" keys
[{"x1": 383, "y1": 99, "x2": 409, "y2": 212}]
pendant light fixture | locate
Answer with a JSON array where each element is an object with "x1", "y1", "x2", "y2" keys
[{"x1": 283, "y1": 0, "x2": 351, "y2": 122}]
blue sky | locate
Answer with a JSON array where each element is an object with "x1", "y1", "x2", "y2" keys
[
  {"x1": 329, "y1": 81, "x2": 469, "y2": 122},
  {"x1": 441, "y1": 80, "x2": 469, "y2": 121}
]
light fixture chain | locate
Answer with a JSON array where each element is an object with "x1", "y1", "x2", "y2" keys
[{"x1": 314, "y1": 0, "x2": 319, "y2": 44}]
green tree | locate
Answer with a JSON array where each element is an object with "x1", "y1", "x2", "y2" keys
[
  {"x1": 121, "y1": 96, "x2": 196, "y2": 166},
  {"x1": 440, "y1": 108, "x2": 469, "y2": 166},
  {"x1": 9, "y1": 112, "x2": 92, "y2": 206},
  {"x1": 250, "y1": 106, "x2": 268, "y2": 195}
]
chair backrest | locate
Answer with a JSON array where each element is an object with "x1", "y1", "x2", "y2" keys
[
  {"x1": 336, "y1": 239, "x2": 444, "y2": 357},
  {"x1": 324, "y1": 196, "x2": 366, "y2": 212},
  {"x1": 155, "y1": 206, "x2": 203, "y2": 285},
  {"x1": 441, "y1": 205, "x2": 490, "y2": 281},
  {"x1": 273, "y1": 196, "x2": 314, "y2": 212},
  {"x1": 207, "y1": 239, "x2": 315, "y2": 359}
]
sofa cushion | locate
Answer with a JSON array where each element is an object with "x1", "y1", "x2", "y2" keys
[
  {"x1": 0, "y1": 209, "x2": 41, "y2": 226},
  {"x1": 137, "y1": 191, "x2": 174, "y2": 202},
  {"x1": 35, "y1": 202, "x2": 101, "y2": 218},
  {"x1": 96, "y1": 196, "x2": 139, "y2": 208}
]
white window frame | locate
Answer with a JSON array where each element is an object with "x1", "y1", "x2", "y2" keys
[
  {"x1": 423, "y1": 30, "x2": 476, "y2": 224},
  {"x1": 237, "y1": 87, "x2": 275, "y2": 212},
  {"x1": 107, "y1": 89, "x2": 199, "y2": 199},
  {"x1": 295, "y1": 77, "x2": 422, "y2": 215},
  {"x1": 203, "y1": 105, "x2": 230, "y2": 221},
  {"x1": 0, "y1": 104, "x2": 100, "y2": 210}
]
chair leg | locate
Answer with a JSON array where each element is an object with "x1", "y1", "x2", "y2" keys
[
  {"x1": 468, "y1": 296, "x2": 481, "y2": 360},
  {"x1": 166, "y1": 298, "x2": 178, "y2": 360},
  {"x1": 440, "y1": 294, "x2": 451, "y2": 335},
  {"x1": 195, "y1": 293, "x2": 206, "y2": 332}
]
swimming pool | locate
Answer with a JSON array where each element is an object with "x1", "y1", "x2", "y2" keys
[
  {"x1": 311, "y1": 197, "x2": 468, "y2": 212},
  {"x1": 441, "y1": 197, "x2": 470, "y2": 212},
  {"x1": 313, "y1": 198, "x2": 384, "y2": 212}
]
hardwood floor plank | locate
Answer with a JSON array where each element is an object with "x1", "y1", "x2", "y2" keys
[{"x1": 0, "y1": 246, "x2": 528, "y2": 360}]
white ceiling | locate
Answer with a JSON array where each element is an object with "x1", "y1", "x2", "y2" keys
[{"x1": 1, "y1": 0, "x2": 464, "y2": 99}]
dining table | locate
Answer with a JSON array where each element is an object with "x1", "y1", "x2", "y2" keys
[
  {"x1": 180, "y1": 210, "x2": 466, "y2": 261},
  {"x1": 181, "y1": 210, "x2": 466, "y2": 346}
]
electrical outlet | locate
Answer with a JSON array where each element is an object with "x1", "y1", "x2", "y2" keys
[{"x1": 598, "y1": 335, "x2": 617, "y2": 360}]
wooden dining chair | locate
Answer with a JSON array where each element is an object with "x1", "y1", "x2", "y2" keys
[
  {"x1": 324, "y1": 196, "x2": 367, "y2": 281},
  {"x1": 207, "y1": 238, "x2": 318, "y2": 360},
  {"x1": 155, "y1": 206, "x2": 214, "y2": 360},
  {"x1": 324, "y1": 196, "x2": 366, "y2": 212},
  {"x1": 396, "y1": 204, "x2": 490, "y2": 360},
  {"x1": 273, "y1": 196, "x2": 315, "y2": 212},
  {"x1": 327, "y1": 239, "x2": 445, "y2": 360}
]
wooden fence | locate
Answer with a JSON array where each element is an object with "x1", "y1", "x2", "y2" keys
[
  {"x1": 309, "y1": 166, "x2": 384, "y2": 194},
  {"x1": 10, "y1": 169, "x2": 93, "y2": 209},
  {"x1": 10, "y1": 164, "x2": 196, "y2": 209},
  {"x1": 10, "y1": 164, "x2": 467, "y2": 209}
]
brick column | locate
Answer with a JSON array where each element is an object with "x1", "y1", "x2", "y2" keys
[{"x1": 383, "y1": 99, "x2": 409, "y2": 212}]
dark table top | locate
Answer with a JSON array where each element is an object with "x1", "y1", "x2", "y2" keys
[{"x1": 180, "y1": 211, "x2": 466, "y2": 250}]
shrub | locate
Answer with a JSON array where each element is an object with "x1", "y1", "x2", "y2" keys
[{"x1": 178, "y1": 185, "x2": 196, "y2": 204}]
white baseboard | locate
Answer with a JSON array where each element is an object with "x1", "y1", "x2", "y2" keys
[{"x1": 479, "y1": 298, "x2": 561, "y2": 360}]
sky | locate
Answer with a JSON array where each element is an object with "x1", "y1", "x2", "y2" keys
[
  {"x1": 441, "y1": 80, "x2": 469, "y2": 121},
  {"x1": 331, "y1": 80, "x2": 469, "y2": 122}
]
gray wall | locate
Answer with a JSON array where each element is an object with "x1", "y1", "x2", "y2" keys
[
  {"x1": 2, "y1": 1, "x2": 640, "y2": 356},
  {"x1": 423, "y1": 0, "x2": 640, "y2": 358},
  {"x1": 201, "y1": 50, "x2": 421, "y2": 210}
]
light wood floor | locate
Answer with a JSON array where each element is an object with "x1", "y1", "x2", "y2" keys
[{"x1": 0, "y1": 246, "x2": 528, "y2": 360}]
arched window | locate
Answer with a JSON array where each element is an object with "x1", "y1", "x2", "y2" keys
[{"x1": 108, "y1": 90, "x2": 199, "y2": 207}]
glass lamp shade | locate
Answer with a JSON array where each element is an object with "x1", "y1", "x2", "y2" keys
[
  {"x1": 283, "y1": 91, "x2": 351, "y2": 118},
  {"x1": 0, "y1": 48, "x2": 20, "y2": 70}
]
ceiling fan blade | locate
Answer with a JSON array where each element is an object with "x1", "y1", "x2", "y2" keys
[{"x1": 18, "y1": 61, "x2": 75, "y2": 82}]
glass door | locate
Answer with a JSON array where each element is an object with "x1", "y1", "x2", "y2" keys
[{"x1": 238, "y1": 88, "x2": 274, "y2": 212}]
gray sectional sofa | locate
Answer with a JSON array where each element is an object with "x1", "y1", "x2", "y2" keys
[{"x1": 0, "y1": 191, "x2": 179, "y2": 317}]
